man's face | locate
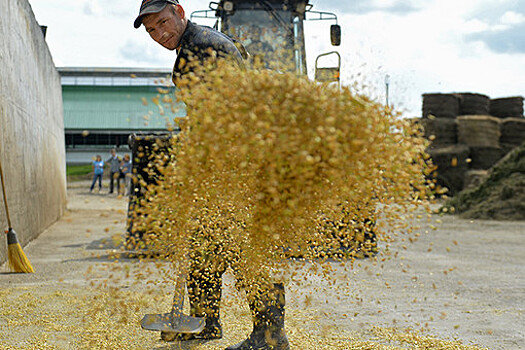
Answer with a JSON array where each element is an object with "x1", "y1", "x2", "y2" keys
[{"x1": 143, "y1": 5, "x2": 186, "y2": 50}]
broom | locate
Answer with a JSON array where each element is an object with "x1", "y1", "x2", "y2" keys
[{"x1": 0, "y1": 155, "x2": 34, "y2": 273}]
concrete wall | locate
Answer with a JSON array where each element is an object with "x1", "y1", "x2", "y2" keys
[{"x1": 0, "y1": 0, "x2": 67, "y2": 263}]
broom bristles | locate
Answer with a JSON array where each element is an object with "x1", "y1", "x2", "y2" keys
[{"x1": 6, "y1": 228, "x2": 34, "y2": 273}]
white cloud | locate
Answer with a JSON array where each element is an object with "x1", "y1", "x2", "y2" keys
[
  {"x1": 119, "y1": 39, "x2": 175, "y2": 66},
  {"x1": 83, "y1": 0, "x2": 102, "y2": 16},
  {"x1": 500, "y1": 11, "x2": 525, "y2": 25}
]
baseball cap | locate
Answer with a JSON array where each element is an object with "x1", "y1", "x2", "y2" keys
[{"x1": 134, "y1": 0, "x2": 179, "y2": 29}]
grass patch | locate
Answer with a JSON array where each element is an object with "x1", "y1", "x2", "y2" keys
[
  {"x1": 67, "y1": 164, "x2": 93, "y2": 177},
  {"x1": 67, "y1": 164, "x2": 94, "y2": 181}
]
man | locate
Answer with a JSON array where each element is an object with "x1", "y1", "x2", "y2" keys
[
  {"x1": 119, "y1": 154, "x2": 132, "y2": 195},
  {"x1": 134, "y1": 1, "x2": 289, "y2": 349},
  {"x1": 106, "y1": 148, "x2": 121, "y2": 194}
]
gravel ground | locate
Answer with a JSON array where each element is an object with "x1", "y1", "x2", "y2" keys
[{"x1": 0, "y1": 180, "x2": 523, "y2": 349}]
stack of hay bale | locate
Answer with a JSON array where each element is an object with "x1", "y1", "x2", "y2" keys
[
  {"x1": 421, "y1": 93, "x2": 466, "y2": 195},
  {"x1": 491, "y1": 97, "x2": 525, "y2": 154},
  {"x1": 420, "y1": 92, "x2": 525, "y2": 195}
]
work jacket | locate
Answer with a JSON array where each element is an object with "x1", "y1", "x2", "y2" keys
[{"x1": 172, "y1": 20, "x2": 246, "y2": 84}]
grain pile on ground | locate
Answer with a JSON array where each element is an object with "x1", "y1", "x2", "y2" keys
[
  {"x1": 0, "y1": 286, "x2": 489, "y2": 350},
  {"x1": 443, "y1": 142, "x2": 525, "y2": 220}
]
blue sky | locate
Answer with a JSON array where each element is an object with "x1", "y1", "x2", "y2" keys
[{"x1": 29, "y1": 0, "x2": 525, "y2": 117}]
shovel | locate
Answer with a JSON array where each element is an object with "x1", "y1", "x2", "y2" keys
[{"x1": 141, "y1": 271, "x2": 205, "y2": 335}]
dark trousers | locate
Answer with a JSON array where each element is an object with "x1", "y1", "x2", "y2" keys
[
  {"x1": 187, "y1": 257, "x2": 224, "y2": 319},
  {"x1": 185, "y1": 231, "x2": 274, "y2": 320},
  {"x1": 109, "y1": 171, "x2": 120, "y2": 193},
  {"x1": 90, "y1": 173, "x2": 103, "y2": 191},
  {"x1": 186, "y1": 232, "x2": 229, "y2": 318}
]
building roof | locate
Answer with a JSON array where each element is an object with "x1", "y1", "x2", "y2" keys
[
  {"x1": 57, "y1": 67, "x2": 172, "y2": 78},
  {"x1": 58, "y1": 67, "x2": 173, "y2": 87}
]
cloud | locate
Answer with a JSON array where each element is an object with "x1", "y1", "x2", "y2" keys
[
  {"x1": 119, "y1": 40, "x2": 174, "y2": 66},
  {"x1": 313, "y1": 0, "x2": 423, "y2": 15},
  {"x1": 468, "y1": 0, "x2": 525, "y2": 24},
  {"x1": 500, "y1": 11, "x2": 525, "y2": 25},
  {"x1": 83, "y1": 0, "x2": 136, "y2": 17},
  {"x1": 83, "y1": 0, "x2": 102, "y2": 16},
  {"x1": 467, "y1": 22, "x2": 525, "y2": 54},
  {"x1": 465, "y1": 2, "x2": 525, "y2": 54}
]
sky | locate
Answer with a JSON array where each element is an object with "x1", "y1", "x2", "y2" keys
[{"x1": 29, "y1": 0, "x2": 525, "y2": 117}]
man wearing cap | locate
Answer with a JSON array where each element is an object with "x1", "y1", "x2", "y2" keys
[
  {"x1": 134, "y1": 1, "x2": 289, "y2": 350},
  {"x1": 134, "y1": 0, "x2": 245, "y2": 80}
]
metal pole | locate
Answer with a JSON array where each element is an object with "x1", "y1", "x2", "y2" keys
[{"x1": 385, "y1": 74, "x2": 390, "y2": 107}]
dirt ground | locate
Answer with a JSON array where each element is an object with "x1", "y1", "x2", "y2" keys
[{"x1": 0, "y1": 180, "x2": 523, "y2": 349}]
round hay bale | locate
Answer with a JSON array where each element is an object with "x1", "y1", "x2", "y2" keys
[
  {"x1": 420, "y1": 117, "x2": 457, "y2": 146},
  {"x1": 501, "y1": 142, "x2": 519, "y2": 156},
  {"x1": 500, "y1": 118, "x2": 525, "y2": 146},
  {"x1": 454, "y1": 92, "x2": 490, "y2": 115},
  {"x1": 427, "y1": 144, "x2": 470, "y2": 195},
  {"x1": 490, "y1": 96, "x2": 524, "y2": 118},
  {"x1": 457, "y1": 115, "x2": 500, "y2": 147},
  {"x1": 463, "y1": 169, "x2": 489, "y2": 190},
  {"x1": 422, "y1": 93, "x2": 459, "y2": 119},
  {"x1": 469, "y1": 146, "x2": 504, "y2": 170}
]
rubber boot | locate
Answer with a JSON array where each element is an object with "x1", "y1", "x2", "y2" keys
[
  {"x1": 161, "y1": 268, "x2": 223, "y2": 342},
  {"x1": 226, "y1": 283, "x2": 290, "y2": 350}
]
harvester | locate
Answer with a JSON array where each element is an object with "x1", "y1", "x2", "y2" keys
[{"x1": 191, "y1": 0, "x2": 342, "y2": 84}]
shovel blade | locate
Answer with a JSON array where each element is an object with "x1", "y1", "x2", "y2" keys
[{"x1": 141, "y1": 312, "x2": 205, "y2": 333}]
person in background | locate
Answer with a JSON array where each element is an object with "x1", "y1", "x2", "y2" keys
[
  {"x1": 89, "y1": 155, "x2": 104, "y2": 193},
  {"x1": 106, "y1": 148, "x2": 122, "y2": 194},
  {"x1": 120, "y1": 154, "x2": 132, "y2": 196}
]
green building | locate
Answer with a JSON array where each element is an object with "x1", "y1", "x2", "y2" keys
[{"x1": 59, "y1": 67, "x2": 185, "y2": 164}]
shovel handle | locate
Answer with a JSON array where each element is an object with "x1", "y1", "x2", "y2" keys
[{"x1": 169, "y1": 270, "x2": 188, "y2": 325}]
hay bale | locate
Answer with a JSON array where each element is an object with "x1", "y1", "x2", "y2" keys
[
  {"x1": 457, "y1": 115, "x2": 500, "y2": 148},
  {"x1": 422, "y1": 93, "x2": 459, "y2": 119},
  {"x1": 501, "y1": 143, "x2": 519, "y2": 156},
  {"x1": 490, "y1": 96, "x2": 524, "y2": 118},
  {"x1": 419, "y1": 117, "x2": 457, "y2": 146},
  {"x1": 427, "y1": 145, "x2": 470, "y2": 195},
  {"x1": 469, "y1": 146, "x2": 504, "y2": 170},
  {"x1": 500, "y1": 118, "x2": 525, "y2": 147},
  {"x1": 463, "y1": 170, "x2": 489, "y2": 190},
  {"x1": 443, "y1": 142, "x2": 525, "y2": 220},
  {"x1": 454, "y1": 92, "x2": 490, "y2": 115}
]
